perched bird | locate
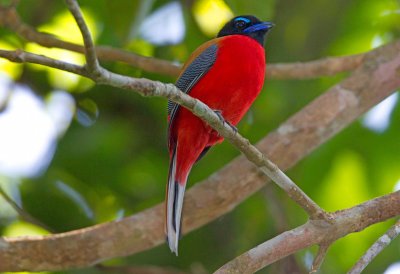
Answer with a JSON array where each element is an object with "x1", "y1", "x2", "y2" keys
[{"x1": 166, "y1": 15, "x2": 274, "y2": 255}]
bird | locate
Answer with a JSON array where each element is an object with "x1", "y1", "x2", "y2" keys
[{"x1": 166, "y1": 15, "x2": 274, "y2": 255}]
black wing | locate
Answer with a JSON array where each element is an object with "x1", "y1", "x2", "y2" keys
[{"x1": 168, "y1": 44, "x2": 218, "y2": 127}]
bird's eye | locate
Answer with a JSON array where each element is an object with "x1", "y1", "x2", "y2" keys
[{"x1": 234, "y1": 19, "x2": 247, "y2": 29}]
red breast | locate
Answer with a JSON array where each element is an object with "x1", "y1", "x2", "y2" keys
[{"x1": 172, "y1": 35, "x2": 266, "y2": 145}]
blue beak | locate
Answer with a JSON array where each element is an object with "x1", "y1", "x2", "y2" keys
[{"x1": 244, "y1": 22, "x2": 274, "y2": 34}]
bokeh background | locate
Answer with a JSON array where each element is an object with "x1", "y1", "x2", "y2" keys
[{"x1": 0, "y1": 0, "x2": 399, "y2": 273}]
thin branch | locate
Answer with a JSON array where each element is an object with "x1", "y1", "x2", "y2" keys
[
  {"x1": 0, "y1": 188, "x2": 54, "y2": 233},
  {"x1": 0, "y1": 4, "x2": 364, "y2": 79},
  {"x1": 260, "y1": 166, "x2": 328, "y2": 220},
  {"x1": 214, "y1": 191, "x2": 400, "y2": 274},
  {"x1": 347, "y1": 219, "x2": 400, "y2": 274},
  {"x1": 0, "y1": 39, "x2": 399, "y2": 271},
  {"x1": 0, "y1": 49, "x2": 88, "y2": 76},
  {"x1": 310, "y1": 244, "x2": 331, "y2": 273},
  {"x1": 65, "y1": 0, "x2": 100, "y2": 73}
]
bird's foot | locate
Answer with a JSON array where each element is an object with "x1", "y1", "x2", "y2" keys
[
  {"x1": 213, "y1": 110, "x2": 224, "y2": 121},
  {"x1": 213, "y1": 110, "x2": 238, "y2": 133}
]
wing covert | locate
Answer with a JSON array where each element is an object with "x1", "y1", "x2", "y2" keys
[{"x1": 167, "y1": 44, "x2": 218, "y2": 117}]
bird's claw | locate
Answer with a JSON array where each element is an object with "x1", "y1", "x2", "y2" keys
[
  {"x1": 214, "y1": 110, "x2": 224, "y2": 121},
  {"x1": 229, "y1": 124, "x2": 238, "y2": 133},
  {"x1": 213, "y1": 110, "x2": 238, "y2": 133}
]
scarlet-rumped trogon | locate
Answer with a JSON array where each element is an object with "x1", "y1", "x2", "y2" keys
[{"x1": 166, "y1": 15, "x2": 274, "y2": 255}]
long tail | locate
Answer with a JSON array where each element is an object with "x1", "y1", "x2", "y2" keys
[{"x1": 165, "y1": 143, "x2": 188, "y2": 255}]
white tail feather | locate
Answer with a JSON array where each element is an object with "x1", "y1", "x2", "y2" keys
[{"x1": 166, "y1": 144, "x2": 187, "y2": 255}]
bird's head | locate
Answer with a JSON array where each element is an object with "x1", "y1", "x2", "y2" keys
[{"x1": 217, "y1": 15, "x2": 274, "y2": 46}]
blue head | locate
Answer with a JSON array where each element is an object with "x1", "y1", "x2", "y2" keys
[{"x1": 217, "y1": 15, "x2": 274, "y2": 46}]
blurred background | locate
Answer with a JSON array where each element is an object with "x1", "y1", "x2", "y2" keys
[{"x1": 0, "y1": 0, "x2": 399, "y2": 273}]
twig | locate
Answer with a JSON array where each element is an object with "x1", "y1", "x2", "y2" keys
[
  {"x1": 260, "y1": 165, "x2": 328, "y2": 220},
  {"x1": 347, "y1": 219, "x2": 400, "y2": 274},
  {"x1": 310, "y1": 243, "x2": 331, "y2": 273},
  {"x1": 0, "y1": 188, "x2": 54, "y2": 233},
  {"x1": 65, "y1": 0, "x2": 100, "y2": 73},
  {"x1": 0, "y1": 49, "x2": 88, "y2": 76}
]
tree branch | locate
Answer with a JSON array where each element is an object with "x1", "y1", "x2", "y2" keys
[
  {"x1": 214, "y1": 191, "x2": 400, "y2": 274},
  {"x1": 267, "y1": 54, "x2": 364, "y2": 79},
  {"x1": 0, "y1": 49, "x2": 89, "y2": 76},
  {"x1": 65, "y1": 0, "x2": 100, "y2": 73},
  {"x1": 0, "y1": 4, "x2": 364, "y2": 79},
  {"x1": 310, "y1": 243, "x2": 331, "y2": 273},
  {"x1": 347, "y1": 219, "x2": 400, "y2": 274},
  {"x1": 0, "y1": 38, "x2": 399, "y2": 271}
]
